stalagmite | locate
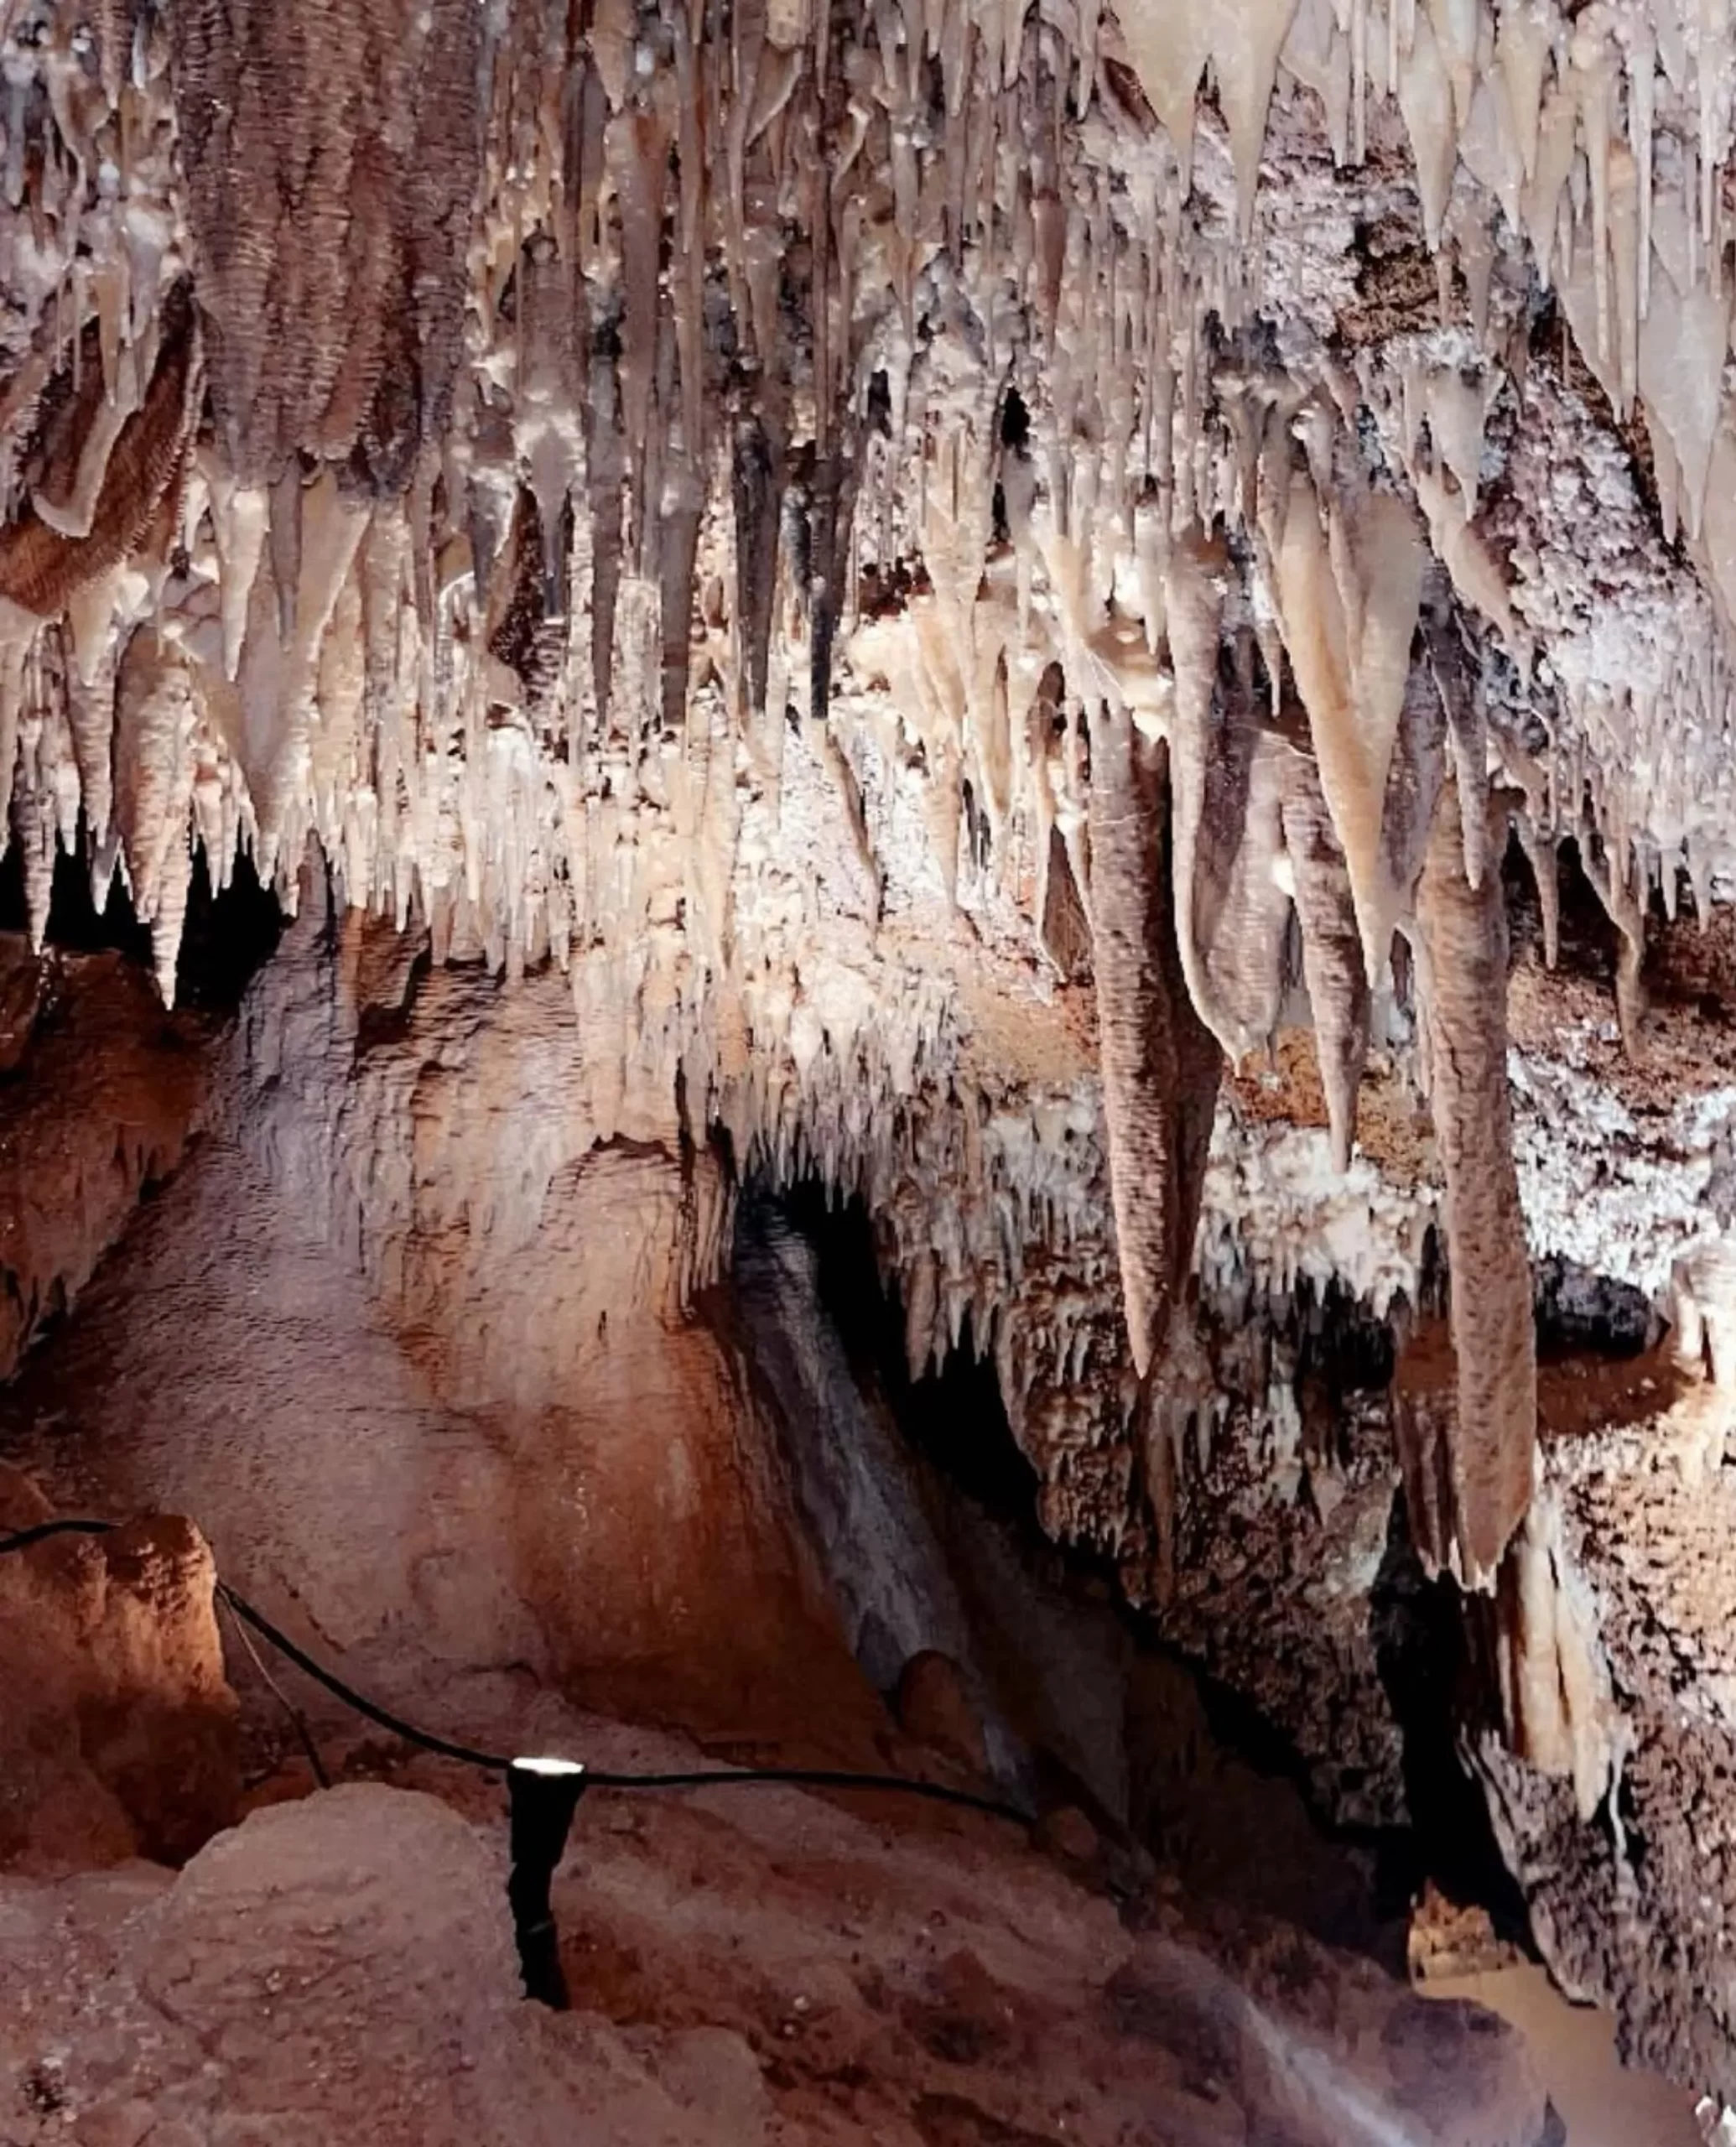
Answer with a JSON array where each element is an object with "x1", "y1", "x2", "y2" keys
[
  {"x1": 1406, "y1": 777, "x2": 1536, "y2": 1591},
  {"x1": 1085, "y1": 700, "x2": 1221, "y2": 1380},
  {"x1": 1487, "y1": 1491, "x2": 1623, "y2": 1827}
]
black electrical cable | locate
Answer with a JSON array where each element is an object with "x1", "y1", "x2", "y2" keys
[
  {"x1": 216, "y1": 1581, "x2": 515, "y2": 1770},
  {"x1": 0, "y1": 1515, "x2": 1034, "y2": 1827},
  {"x1": 216, "y1": 1585, "x2": 332, "y2": 1791},
  {"x1": 0, "y1": 1516, "x2": 120, "y2": 1553}
]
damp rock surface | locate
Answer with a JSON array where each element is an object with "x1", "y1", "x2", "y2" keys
[{"x1": 0, "y1": 1781, "x2": 1552, "y2": 2147}]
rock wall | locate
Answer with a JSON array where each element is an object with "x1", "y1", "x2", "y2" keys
[
  {"x1": 0, "y1": 869, "x2": 876, "y2": 1756},
  {"x1": 0, "y1": 1467, "x2": 238, "y2": 1869},
  {"x1": 0, "y1": 933, "x2": 213, "y2": 1376}
]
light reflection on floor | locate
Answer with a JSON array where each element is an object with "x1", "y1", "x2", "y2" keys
[{"x1": 1426, "y1": 1965, "x2": 1702, "y2": 2146}]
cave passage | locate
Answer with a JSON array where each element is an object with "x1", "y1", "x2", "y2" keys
[{"x1": 743, "y1": 1176, "x2": 1536, "y2": 1973}]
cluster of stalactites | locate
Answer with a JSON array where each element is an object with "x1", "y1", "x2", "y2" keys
[
  {"x1": 0, "y1": 0, "x2": 1248, "y2": 999},
  {"x1": 0, "y1": 0, "x2": 1728, "y2": 1001},
  {"x1": 1066, "y1": 502, "x2": 1540, "y2": 1583},
  {"x1": 0, "y1": 0, "x2": 1728, "y2": 1604}
]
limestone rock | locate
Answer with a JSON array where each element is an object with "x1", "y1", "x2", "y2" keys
[
  {"x1": 0, "y1": 1786, "x2": 751, "y2": 2147},
  {"x1": 894, "y1": 1649, "x2": 990, "y2": 1776},
  {"x1": 12, "y1": 0, "x2": 1736, "y2": 2105},
  {"x1": 1408, "y1": 781, "x2": 1536, "y2": 1591},
  {"x1": 0, "y1": 1498, "x2": 238, "y2": 1869},
  {"x1": 0, "y1": 938, "x2": 213, "y2": 1379},
  {"x1": 0, "y1": 1780, "x2": 1551, "y2": 2147}
]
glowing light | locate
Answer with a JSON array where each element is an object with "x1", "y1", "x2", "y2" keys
[{"x1": 507, "y1": 1758, "x2": 590, "y2": 2008}]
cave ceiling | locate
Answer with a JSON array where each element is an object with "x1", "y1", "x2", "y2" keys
[{"x1": 4, "y1": 3, "x2": 1736, "y2": 1612}]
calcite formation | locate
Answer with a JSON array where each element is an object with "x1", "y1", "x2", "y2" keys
[
  {"x1": 11, "y1": 0, "x2": 1736, "y2": 2112},
  {"x1": 1406, "y1": 775, "x2": 1535, "y2": 1588},
  {"x1": 6, "y1": 0, "x2": 1708, "y2": 1587},
  {"x1": 0, "y1": 1468, "x2": 239, "y2": 1868}
]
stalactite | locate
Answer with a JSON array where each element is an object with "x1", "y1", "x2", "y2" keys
[
  {"x1": 0, "y1": 0, "x2": 1721, "y2": 1043},
  {"x1": 1085, "y1": 700, "x2": 1221, "y2": 1380},
  {"x1": 1515, "y1": 813, "x2": 1561, "y2": 970},
  {"x1": 1161, "y1": 529, "x2": 1282, "y2": 1065},
  {"x1": 1280, "y1": 743, "x2": 1369, "y2": 1174},
  {"x1": 1273, "y1": 461, "x2": 1427, "y2": 992},
  {"x1": 112, "y1": 626, "x2": 202, "y2": 1006},
  {"x1": 1422, "y1": 590, "x2": 1487, "y2": 891},
  {"x1": 0, "y1": 0, "x2": 1732, "y2": 1753},
  {"x1": 1583, "y1": 827, "x2": 1650, "y2": 1054},
  {"x1": 1406, "y1": 775, "x2": 1536, "y2": 1592},
  {"x1": 60, "y1": 624, "x2": 117, "y2": 845}
]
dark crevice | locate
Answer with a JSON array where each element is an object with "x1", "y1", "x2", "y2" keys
[
  {"x1": 1502, "y1": 827, "x2": 1628, "y2": 996},
  {"x1": 1370, "y1": 1494, "x2": 1536, "y2": 1952},
  {"x1": 1533, "y1": 1254, "x2": 1661, "y2": 1361},
  {"x1": 758, "y1": 1177, "x2": 1544, "y2": 1981},
  {"x1": 0, "y1": 838, "x2": 283, "y2": 1013},
  {"x1": 773, "y1": 1176, "x2": 1039, "y2": 1525}
]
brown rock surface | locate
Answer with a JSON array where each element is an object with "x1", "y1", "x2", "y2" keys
[
  {"x1": 0, "y1": 1779, "x2": 1547, "y2": 2147},
  {"x1": 0, "y1": 936, "x2": 214, "y2": 1380},
  {"x1": 169, "y1": 0, "x2": 481, "y2": 488},
  {"x1": 1281, "y1": 749, "x2": 1372, "y2": 1175},
  {"x1": 0, "y1": 1477, "x2": 238, "y2": 1869},
  {"x1": 1411, "y1": 782, "x2": 1536, "y2": 1590},
  {"x1": 893, "y1": 1650, "x2": 990, "y2": 1777},
  {"x1": 1409, "y1": 1884, "x2": 1523, "y2": 1985},
  {"x1": 1469, "y1": 1345, "x2": 1736, "y2": 2103},
  {"x1": 1085, "y1": 710, "x2": 1221, "y2": 1380},
  {"x1": 2, "y1": 886, "x2": 880, "y2": 1765}
]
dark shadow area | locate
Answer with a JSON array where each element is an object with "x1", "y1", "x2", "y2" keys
[
  {"x1": 775, "y1": 1178, "x2": 1041, "y2": 1526},
  {"x1": 0, "y1": 840, "x2": 283, "y2": 1012},
  {"x1": 1370, "y1": 1495, "x2": 1536, "y2": 1954},
  {"x1": 1533, "y1": 1253, "x2": 1659, "y2": 1361},
  {"x1": 1501, "y1": 828, "x2": 1621, "y2": 987},
  {"x1": 757, "y1": 1179, "x2": 1536, "y2": 1971}
]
